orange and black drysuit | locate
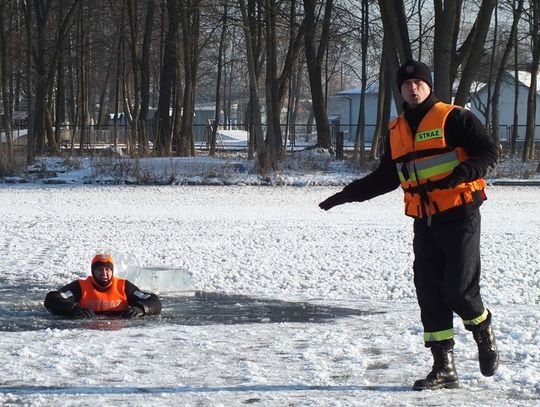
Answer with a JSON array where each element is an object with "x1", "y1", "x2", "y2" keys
[
  {"x1": 330, "y1": 93, "x2": 498, "y2": 347},
  {"x1": 44, "y1": 276, "x2": 162, "y2": 318}
]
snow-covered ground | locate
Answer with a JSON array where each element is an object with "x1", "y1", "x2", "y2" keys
[{"x1": 0, "y1": 177, "x2": 539, "y2": 405}]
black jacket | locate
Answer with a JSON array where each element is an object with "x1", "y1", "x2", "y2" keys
[
  {"x1": 44, "y1": 278, "x2": 162, "y2": 317},
  {"x1": 338, "y1": 94, "x2": 498, "y2": 222}
]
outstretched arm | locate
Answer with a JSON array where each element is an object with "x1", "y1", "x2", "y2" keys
[{"x1": 319, "y1": 136, "x2": 400, "y2": 211}]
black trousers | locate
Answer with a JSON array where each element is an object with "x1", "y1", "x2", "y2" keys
[{"x1": 413, "y1": 209, "x2": 486, "y2": 346}]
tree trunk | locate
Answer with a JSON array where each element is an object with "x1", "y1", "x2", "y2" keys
[
  {"x1": 113, "y1": 16, "x2": 124, "y2": 148},
  {"x1": 172, "y1": 61, "x2": 183, "y2": 154},
  {"x1": 377, "y1": 1, "x2": 409, "y2": 112},
  {"x1": 210, "y1": 1, "x2": 229, "y2": 157},
  {"x1": 96, "y1": 60, "x2": 112, "y2": 128},
  {"x1": 126, "y1": 0, "x2": 141, "y2": 156},
  {"x1": 511, "y1": 35, "x2": 520, "y2": 156},
  {"x1": 522, "y1": 0, "x2": 540, "y2": 162},
  {"x1": 139, "y1": 0, "x2": 156, "y2": 156},
  {"x1": 239, "y1": 0, "x2": 266, "y2": 169},
  {"x1": 66, "y1": 33, "x2": 76, "y2": 126},
  {"x1": 377, "y1": 0, "x2": 411, "y2": 63},
  {"x1": 454, "y1": 0, "x2": 497, "y2": 106},
  {"x1": 54, "y1": 39, "x2": 66, "y2": 145},
  {"x1": 156, "y1": 0, "x2": 180, "y2": 156},
  {"x1": 265, "y1": 0, "x2": 280, "y2": 162},
  {"x1": 264, "y1": 0, "x2": 304, "y2": 165},
  {"x1": 303, "y1": 0, "x2": 333, "y2": 150},
  {"x1": 289, "y1": 62, "x2": 303, "y2": 148},
  {"x1": 77, "y1": 0, "x2": 89, "y2": 151},
  {"x1": 31, "y1": 0, "x2": 79, "y2": 155},
  {"x1": 23, "y1": 1, "x2": 35, "y2": 164},
  {"x1": 485, "y1": 7, "x2": 497, "y2": 139},
  {"x1": 177, "y1": 0, "x2": 201, "y2": 157},
  {"x1": 371, "y1": 33, "x2": 392, "y2": 160},
  {"x1": 32, "y1": 0, "x2": 50, "y2": 155},
  {"x1": 0, "y1": 2, "x2": 14, "y2": 167},
  {"x1": 53, "y1": 4, "x2": 65, "y2": 146},
  {"x1": 433, "y1": 0, "x2": 460, "y2": 102},
  {"x1": 353, "y1": 0, "x2": 368, "y2": 163},
  {"x1": 491, "y1": 0, "x2": 524, "y2": 151}
]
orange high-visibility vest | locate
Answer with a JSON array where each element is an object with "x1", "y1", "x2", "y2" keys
[
  {"x1": 389, "y1": 102, "x2": 486, "y2": 219},
  {"x1": 79, "y1": 276, "x2": 129, "y2": 312}
]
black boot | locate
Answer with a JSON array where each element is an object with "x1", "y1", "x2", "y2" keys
[
  {"x1": 473, "y1": 326, "x2": 499, "y2": 377},
  {"x1": 413, "y1": 346, "x2": 459, "y2": 390}
]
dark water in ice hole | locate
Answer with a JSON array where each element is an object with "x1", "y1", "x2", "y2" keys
[
  {"x1": 0, "y1": 284, "x2": 383, "y2": 332},
  {"x1": 0, "y1": 286, "x2": 377, "y2": 332}
]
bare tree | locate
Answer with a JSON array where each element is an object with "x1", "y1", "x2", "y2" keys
[
  {"x1": 210, "y1": 1, "x2": 229, "y2": 157},
  {"x1": 53, "y1": 3, "x2": 66, "y2": 147},
  {"x1": 76, "y1": 0, "x2": 89, "y2": 152},
  {"x1": 453, "y1": 0, "x2": 497, "y2": 106},
  {"x1": 264, "y1": 0, "x2": 304, "y2": 167},
  {"x1": 523, "y1": 0, "x2": 540, "y2": 162},
  {"x1": 377, "y1": 0, "x2": 411, "y2": 63},
  {"x1": 511, "y1": 26, "x2": 520, "y2": 155},
  {"x1": 111, "y1": 0, "x2": 127, "y2": 148},
  {"x1": 371, "y1": 32, "x2": 393, "y2": 161},
  {"x1": 286, "y1": 56, "x2": 304, "y2": 149},
  {"x1": 139, "y1": 0, "x2": 156, "y2": 155},
  {"x1": 177, "y1": 0, "x2": 201, "y2": 157},
  {"x1": 352, "y1": 0, "x2": 369, "y2": 163},
  {"x1": 432, "y1": 0, "x2": 460, "y2": 102},
  {"x1": 31, "y1": 0, "x2": 51, "y2": 156},
  {"x1": 22, "y1": 0, "x2": 35, "y2": 164},
  {"x1": 377, "y1": 0, "x2": 410, "y2": 112},
  {"x1": 303, "y1": 0, "x2": 333, "y2": 149},
  {"x1": 126, "y1": 0, "x2": 144, "y2": 155},
  {"x1": 29, "y1": 0, "x2": 79, "y2": 157},
  {"x1": 156, "y1": 0, "x2": 180, "y2": 156},
  {"x1": 1, "y1": 0, "x2": 534, "y2": 171},
  {"x1": 239, "y1": 0, "x2": 266, "y2": 168},
  {"x1": 489, "y1": 0, "x2": 525, "y2": 149},
  {"x1": 0, "y1": 0, "x2": 14, "y2": 169},
  {"x1": 380, "y1": 1, "x2": 496, "y2": 108}
]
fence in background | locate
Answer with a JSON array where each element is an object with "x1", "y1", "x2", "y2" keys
[{"x1": 3, "y1": 122, "x2": 540, "y2": 154}]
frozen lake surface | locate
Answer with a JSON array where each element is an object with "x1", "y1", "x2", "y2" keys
[{"x1": 0, "y1": 184, "x2": 538, "y2": 406}]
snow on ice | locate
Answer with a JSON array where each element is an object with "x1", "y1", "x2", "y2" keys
[{"x1": 0, "y1": 156, "x2": 539, "y2": 406}]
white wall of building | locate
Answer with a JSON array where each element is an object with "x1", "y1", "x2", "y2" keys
[{"x1": 328, "y1": 88, "x2": 398, "y2": 144}]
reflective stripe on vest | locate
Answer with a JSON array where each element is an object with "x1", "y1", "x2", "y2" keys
[
  {"x1": 79, "y1": 276, "x2": 129, "y2": 312},
  {"x1": 397, "y1": 150, "x2": 460, "y2": 184},
  {"x1": 389, "y1": 102, "x2": 487, "y2": 219}
]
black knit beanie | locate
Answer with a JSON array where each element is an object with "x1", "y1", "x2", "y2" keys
[{"x1": 396, "y1": 60, "x2": 433, "y2": 91}]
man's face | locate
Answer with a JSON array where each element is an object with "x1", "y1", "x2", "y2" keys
[
  {"x1": 93, "y1": 266, "x2": 113, "y2": 287},
  {"x1": 401, "y1": 78, "x2": 431, "y2": 107}
]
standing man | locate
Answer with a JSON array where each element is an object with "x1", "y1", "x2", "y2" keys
[{"x1": 319, "y1": 60, "x2": 499, "y2": 390}]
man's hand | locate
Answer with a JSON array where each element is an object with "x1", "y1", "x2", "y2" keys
[
  {"x1": 123, "y1": 306, "x2": 144, "y2": 319},
  {"x1": 319, "y1": 192, "x2": 347, "y2": 211},
  {"x1": 71, "y1": 304, "x2": 95, "y2": 319},
  {"x1": 429, "y1": 166, "x2": 467, "y2": 191}
]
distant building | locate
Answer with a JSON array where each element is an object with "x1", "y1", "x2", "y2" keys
[
  {"x1": 327, "y1": 86, "x2": 398, "y2": 144},
  {"x1": 12, "y1": 111, "x2": 28, "y2": 129},
  {"x1": 469, "y1": 71, "x2": 540, "y2": 141},
  {"x1": 329, "y1": 72, "x2": 539, "y2": 146}
]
